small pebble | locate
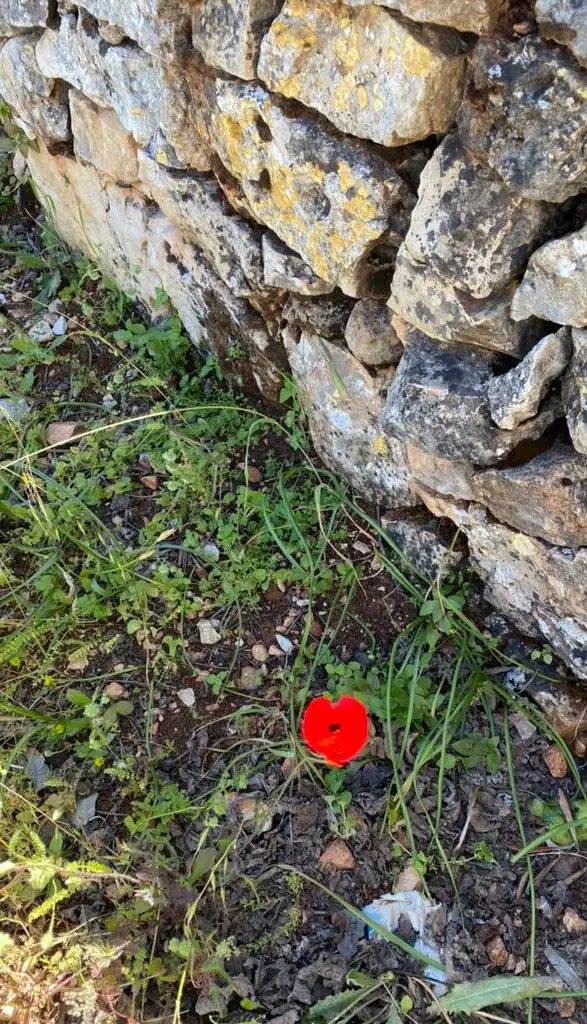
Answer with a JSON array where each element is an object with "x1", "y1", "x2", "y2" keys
[
  {"x1": 177, "y1": 688, "x2": 196, "y2": 708},
  {"x1": 393, "y1": 865, "x2": 422, "y2": 893},
  {"x1": 275, "y1": 634, "x2": 293, "y2": 655},
  {"x1": 563, "y1": 907, "x2": 587, "y2": 935},
  {"x1": 240, "y1": 666, "x2": 260, "y2": 690},
  {"x1": 318, "y1": 839, "x2": 355, "y2": 871},
  {"x1": 251, "y1": 643, "x2": 269, "y2": 663},
  {"x1": 105, "y1": 681, "x2": 125, "y2": 700},
  {"x1": 245, "y1": 466, "x2": 262, "y2": 483},
  {"x1": 52, "y1": 315, "x2": 67, "y2": 336},
  {"x1": 29, "y1": 320, "x2": 53, "y2": 343}
]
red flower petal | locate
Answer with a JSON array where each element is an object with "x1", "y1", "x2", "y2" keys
[{"x1": 301, "y1": 695, "x2": 369, "y2": 767}]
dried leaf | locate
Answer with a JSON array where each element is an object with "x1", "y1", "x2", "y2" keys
[{"x1": 73, "y1": 793, "x2": 98, "y2": 828}]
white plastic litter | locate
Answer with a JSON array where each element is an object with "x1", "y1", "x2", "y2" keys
[{"x1": 362, "y1": 890, "x2": 448, "y2": 994}]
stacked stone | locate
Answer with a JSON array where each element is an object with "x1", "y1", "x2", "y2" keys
[{"x1": 2, "y1": 1, "x2": 587, "y2": 675}]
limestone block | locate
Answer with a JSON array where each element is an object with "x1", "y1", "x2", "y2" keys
[
  {"x1": 458, "y1": 37, "x2": 587, "y2": 203},
  {"x1": 537, "y1": 0, "x2": 587, "y2": 69},
  {"x1": 0, "y1": 34, "x2": 70, "y2": 144},
  {"x1": 406, "y1": 445, "x2": 476, "y2": 500},
  {"x1": 382, "y1": 326, "x2": 562, "y2": 465},
  {"x1": 474, "y1": 445, "x2": 587, "y2": 548},
  {"x1": 0, "y1": 0, "x2": 50, "y2": 35},
  {"x1": 194, "y1": 0, "x2": 283, "y2": 80},
  {"x1": 390, "y1": 248, "x2": 534, "y2": 357},
  {"x1": 70, "y1": 91, "x2": 139, "y2": 183},
  {"x1": 262, "y1": 233, "x2": 332, "y2": 295},
  {"x1": 404, "y1": 135, "x2": 553, "y2": 299},
  {"x1": 562, "y1": 328, "x2": 587, "y2": 455},
  {"x1": 285, "y1": 330, "x2": 418, "y2": 506},
  {"x1": 488, "y1": 328, "x2": 571, "y2": 430},
  {"x1": 200, "y1": 77, "x2": 413, "y2": 294},
  {"x1": 138, "y1": 152, "x2": 265, "y2": 297},
  {"x1": 344, "y1": 299, "x2": 403, "y2": 367},
  {"x1": 258, "y1": 0, "x2": 466, "y2": 147},
  {"x1": 66, "y1": 0, "x2": 193, "y2": 60},
  {"x1": 512, "y1": 223, "x2": 587, "y2": 328},
  {"x1": 320, "y1": 0, "x2": 504, "y2": 34},
  {"x1": 36, "y1": 14, "x2": 163, "y2": 149},
  {"x1": 422, "y1": 500, "x2": 587, "y2": 679}
]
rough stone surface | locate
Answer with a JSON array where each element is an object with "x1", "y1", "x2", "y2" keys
[
  {"x1": 344, "y1": 299, "x2": 403, "y2": 367},
  {"x1": 473, "y1": 445, "x2": 587, "y2": 548},
  {"x1": 383, "y1": 327, "x2": 562, "y2": 465},
  {"x1": 194, "y1": 0, "x2": 282, "y2": 80},
  {"x1": 25, "y1": 142, "x2": 283, "y2": 401},
  {"x1": 258, "y1": 0, "x2": 466, "y2": 147},
  {"x1": 138, "y1": 152, "x2": 265, "y2": 298},
  {"x1": 488, "y1": 328, "x2": 571, "y2": 430},
  {"x1": 36, "y1": 14, "x2": 164, "y2": 149},
  {"x1": 537, "y1": 0, "x2": 587, "y2": 69},
  {"x1": 406, "y1": 445, "x2": 476, "y2": 500},
  {"x1": 283, "y1": 294, "x2": 354, "y2": 339},
  {"x1": 285, "y1": 331, "x2": 417, "y2": 506},
  {"x1": 65, "y1": 0, "x2": 193, "y2": 60},
  {"x1": 421, "y1": 499, "x2": 587, "y2": 679},
  {"x1": 512, "y1": 223, "x2": 587, "y2": 328},
  {"x1": 200, "y1": 77, "x2": 413, "y2": 294},
  {"x1": 262, "y1": 233, "x2": 332, "y2": 295},
  {"x1": 0, "y1": 0, "x2": 50, "y2": 35},
  {"x1": 70, "y1": 91, "x2": 139, "y2": 183},
  {"x1": 321, "y1": 0, "x2": 503, "y2": 34},
  {"x1": 458, "y1": 37, "x2": 587, "y2": 203},
  {"x1": 562, "y1": 328, "x2": 587, "y2": 455},
  {"x1": 0, "y1": 34, "x2": 70, "y2": 144},
  {"x1": 0, "y1": 397, "x2": 30, "y2": 423},
  {"x1": 382, "y1": 517, "x2": 464, "y2": 580},
  {"x1": 404, "y1": 135, "x2": 553, "y2": 299},
  {"x1": 390, "y1": 249, "x2": 535, "y2": 356}
]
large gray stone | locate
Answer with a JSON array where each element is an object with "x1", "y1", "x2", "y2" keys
[
  {"x1": 194, "y1": 0, "x2": 282, "y2": 80},
  {"x1": 0, "y1": 34, "x2": 70, "y2": 144},
  {"x1": 512, "y1": 222, "x2": 587, "y2": 328},
  {"x1": 0, "y1": 0, "x2": 50, "y2": 35},
  {"x1": 138, "y1": 153, "x2": 265, "y2": 298},
  {"x1": 36, "y1": 14, "x2": 163, "y2": 149},
  {"x1": 537, "y1": 0, "x2": 587, "y2": 69},
  {"x1": 404, "y1": 135, "x2": 553, "y2": 299},
  {"x1": 0, "y1": 397, "x2": 30, "y2": 423},
  {"x1": 319, "y1": 0, "x2": 504, "y2": 34},
  {"x1": 262, "y1": 233, "x2": 332, "y2": 295},
  {"x1": 285, "y1": 331, "x2": 417, "y2": 506},
  {"x1": 60, "y1": 0, "x2": 192, "y2": 60},
  {"x1": 562, "y1": 328, "x2": 587, "y2": 455},
  {"x1": 488, "y1": 328, "x2": 571, "y2": 430},
  {"x1": 258, "y1": 0, "x2": 466, "y2": 147},
  {"x1": 390, "y1": 248, "x2": 535, "y2": 357},
  {"x1": 199, "y1": 77, "x2": 413, "y2": 295},
  {"x1": 417, "y1": 498, "x2": 587, "y2": 679},
  {"x1": 344, "y1": 299, "x2": 403, "y2": 367},
  {"x1": 382, "y1": 326, "x2": 562, "y2": 465},
  {"x1": 458, "y1": 36, "x2": 587, "y2": 203},
  {"x1": 474, "y1": 444, "x2": 587, "y2": 548}
]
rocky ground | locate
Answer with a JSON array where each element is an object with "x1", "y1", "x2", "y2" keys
[{"x1": 0, "y1": 170, "x2": 587, "y2": 1024}]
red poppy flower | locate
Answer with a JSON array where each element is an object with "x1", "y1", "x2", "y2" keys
[{"x1": 301, "y1": 695, "x2": 369, "y2": 767}]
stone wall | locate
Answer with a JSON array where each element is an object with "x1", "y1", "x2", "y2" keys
[{"x1": 2, "y1": 1, "x2": 587, "y2": 677}]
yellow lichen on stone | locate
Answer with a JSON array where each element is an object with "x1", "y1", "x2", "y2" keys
[
  {"x1": 357, "y1": 84, "x2": 368, "y2": 109},
  {"x1": 401, "y1": 34, "x2": 438, "y2": 77},
  {"x1": 372, "y1": 435, "x2": 389, "y2": 456}
]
